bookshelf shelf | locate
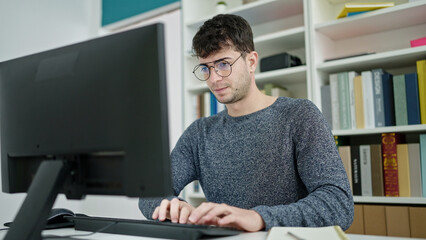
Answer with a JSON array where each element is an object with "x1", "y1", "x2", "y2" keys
[
  {"x1": 354, "y1": 196, "x2": 426, "y2": 205},
  {"x1": 254, "y1": 27, "x2": 305, "y2": 52},
  {"x1": 317, "y1": 46, "x2": 426, "y2": 73},
  {"x1": 185, "y1": 0, "x2": 303, "y2": 28},
  {"x1": 333, "y1": 125, "x2": 426, "y2": 136},
  {"x1": 315, "y1": 1, "x2": 426, "y2": 40}
]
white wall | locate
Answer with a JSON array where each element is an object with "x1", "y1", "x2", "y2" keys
[{"x1": 0, "y1": 0, "x2": 183, "y2": 225}]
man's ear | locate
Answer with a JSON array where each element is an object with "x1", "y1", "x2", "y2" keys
[{"x1": 247, "y1": 51, "x2": 258, "y2": 73}]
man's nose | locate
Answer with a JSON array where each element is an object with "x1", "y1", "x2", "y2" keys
[{"x1": 208, "y1": 67, "x2": 222, "y2": 82}]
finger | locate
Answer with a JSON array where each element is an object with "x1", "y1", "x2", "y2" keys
[
  {"x1": 189, "y1": 202, "x2": 216, "y2": 224},
  {"x1": 179, "y1": 206, "x2": 191, "y2": 224},
  {"x1": 169, "y1": 198, "x2": 180, "y2": 223},
  {"x1": 158, "y1": 199, "x2": 171, "y2": 221},
  {"x1": 203, "y1": 203, "x2": 231, "y2": 221},
  {"x1": 152, "y1": 207, "x2": 160, "y2": 220}
]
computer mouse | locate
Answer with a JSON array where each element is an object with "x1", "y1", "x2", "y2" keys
[
  {"x1": 47, "y1": 208, "x2": 75, "y2": 225},
  {"x1": 3, "y1": 208, "x2": 76, "y2": 229}
]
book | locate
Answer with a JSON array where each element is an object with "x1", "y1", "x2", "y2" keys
[
  {"x1": 370, "y1": 144, "x2": 384, "y2": 196},
  {"x1": 382, "y1": 72, "x2": 395, "y2": 126},
  {"x1": 203, "y1": 92, "x2": 211, "y2": 117},
  {"x1": 335, "y1": 136, "x2": 349, "y2": 147},
  {"x1": 351, "y1": 145, "x2": 361, "y2": 195},
  {"x1": 382, "y1": 133, "x2": 403, "y2": 196},
  {"x1": 408, "y1": 143, "x2": 422, "y2": 197},
  {"x1": 266, "y1": 226, "x2": 348, "y2": 240},
  {"x1": 372, "y1": 69, "x2": 385, "y2": 127},
  {"x1": 337, "y1": 2, "x2": 395, "y2": 19},
  {"x1": 348, "y1": 71, "x2": 358, "y2": 129},
  {"x1": 321, "y1": 85, "x2": 333, "y2": 129},
  {"x1": 360, "y1": 145, "x2": 372, "y2": 196},
  {"x1": 417, "y1": 60, "x2": 426, "y2": 124},
  {"x1": 210, "y1": 92, "x2": 217, "y2": 115},
  {"x1": 420, "y1": 134, "x2": 426, "y2": 197},
  {"x1": 338, "y1": 146, "x2": 353, "y2": 192},
  {"x1": 362, "y1": 71, "x2": 375, "y2": 128},
  {"x1": 330, "y1": 73, "x2": 340, "y2": 130},
  {"x1": 396, "y1": 144, "x2": 411, "y2": 197},
  {"x1": 393, "y1": 74, "x2": 408, "y2": 126},
  {"x1": 338, "y1": 72, "x2": 351, "y2": 129},
  {"x1": 411, "y1": 37, "x2": 426, "y2": 47},
  {"x1": 353, "y1": 75, "x2": 365, "y2": 129},
  {"x1": 347, "y1": 10, "x2": 370, "y2": 17},
  {"x1": 405, "y1": 73, "x2": 421, "y2": 125}
]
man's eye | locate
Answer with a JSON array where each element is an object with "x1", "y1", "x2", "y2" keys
[
  {"x1": 200, "y1": 66, "x2": 209, "y2": 73},
  {"x1": 217, "y1": 61, "x2": 230, "y2": 69}
]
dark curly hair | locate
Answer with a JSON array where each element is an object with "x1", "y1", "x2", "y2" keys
[{"x1": 192, "y1": 14, "x2": 255, "y2": 58}]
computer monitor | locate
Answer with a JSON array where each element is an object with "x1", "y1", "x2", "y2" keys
[{"x1": 0, "y1": 23, "x2": 172, "y2": 239}]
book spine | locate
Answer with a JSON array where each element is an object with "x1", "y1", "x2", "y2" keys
[
  {"x1": 382, "y1": 72, "x2": 395, "y2": 126},
  {"x1": 372, "y1": 69, "x2": 385, "y2": 127},
  {"x1": 353, "y1": 75, "x2": 365, "y2": 129},
  {"x1": 370, "y1": 144, "x2": 384, "y2": 196},
  {"x1": 416, "y1": 60, "x2": 426, "y2": 124},
  {"x1": 338, "y1": 72, "x2": 351, "y2": 129},
  {"x1": 203, "y1": 92, "x2": 211, "y2": 117},
  {"x1": 393, "y1": 74, "x2": 408, "y2": 126},
  {"x1": 330, "y1": 73, "x2": 340, "y2": 130},
  {"x1": 420, "y1": 134, "x2": 426, "y2": 197},
  {"x1": 360, "y1": 145, "x2": 372, "y2": 196},
  {"x1": 362, "y1": 71, "x2": 375, "y2": 128},
  {"x1": 408, "y1": 143, "x2": 422, "y2": 197},
  {"x1": 396, "y1": 144, "x2": 411, "y2": 197},
  {"x1": 382, "y1": 133, "x2": 401, "y2": 196},
  {"x1": 351, "y1": 145, "x2": 361, "y2": 195},
  {"x1": 338, "y1": 146, "x2": 353, "y2": 193},
  {"x1": 348, "y1": 71, "x2": 358, "y2": 129},
  {"x1": 405, "y1": 73, "x2": 421, "y2": 125},
  {"x1": 210, "y1": 92, "x2": 217, "y2": 115}
]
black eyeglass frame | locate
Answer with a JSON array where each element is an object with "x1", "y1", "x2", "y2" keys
[{"x1": 192, "y1": 53, "x2": 244, "y2": 81}]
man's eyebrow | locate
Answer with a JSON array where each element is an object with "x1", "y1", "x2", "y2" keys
[{"x1": 199, "y1": 57, "x2": 232, "y2": 65}]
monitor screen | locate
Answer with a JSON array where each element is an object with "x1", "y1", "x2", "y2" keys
[{"x1": 0, "y1": 23, "x2": 172, "y2": 239}]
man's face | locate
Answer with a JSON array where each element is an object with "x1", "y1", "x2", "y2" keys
[{"x1": 198, "y1": 48, "x2": 251, "y2": 104}]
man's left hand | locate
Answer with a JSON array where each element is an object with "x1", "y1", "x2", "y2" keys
[{"x1": 188, "y1": 202, "x2": 265, "y2": 232}]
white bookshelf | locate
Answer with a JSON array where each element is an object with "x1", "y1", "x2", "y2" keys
[{"x1": 181, "y1": 0, "x2": 426, "y2": 206}]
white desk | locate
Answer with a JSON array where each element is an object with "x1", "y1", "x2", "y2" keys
[{"x1": 1, "y1": 228, "x2": 425, "y2": 240}]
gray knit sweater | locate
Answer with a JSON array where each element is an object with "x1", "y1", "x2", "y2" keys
[{"x1": 139, "y1": 97, "x2": 354, "y2": 230}]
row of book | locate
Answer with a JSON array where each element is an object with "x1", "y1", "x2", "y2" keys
[
  {"x1": 194, "y1": 83, "x2": 291, "y2": 118},
  {"x1": 321, "y1": 59, "x2": 426, "y2": 130},
  {"x1": 336, "y1": 2, "x2": 394, "y2": 19},
  {"x1": 336, "y1": 133, "x2": 426, "y2": 197}
]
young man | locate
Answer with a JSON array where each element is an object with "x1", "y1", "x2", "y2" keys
[{"x1": 139, "y1": 14, "x2": 354, "y2": 232}]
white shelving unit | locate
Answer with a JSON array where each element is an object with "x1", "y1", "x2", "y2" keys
[{"x1": 181, "y1": 0, "x2": 426, "y2": 207}]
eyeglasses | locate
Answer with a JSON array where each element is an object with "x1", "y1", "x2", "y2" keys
[{"x1": 192, "y1": 53, "x2": 243, "y2": 81}]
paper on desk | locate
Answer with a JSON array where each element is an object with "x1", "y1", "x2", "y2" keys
[{"x1": 266, "y1": 226, "x2": 349, "y2": 240}]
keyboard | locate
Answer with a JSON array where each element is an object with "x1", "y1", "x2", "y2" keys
[{"x1": 65, "y1": 215, "x2": 242, "y2": 240}]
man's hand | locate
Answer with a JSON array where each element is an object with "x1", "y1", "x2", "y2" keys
[
  {"x1": 152, "y1": 198, "x2": 195, "y2": 224},
  {"x1": 188, "y1": 202, "x2": 265, "y2": 232}
]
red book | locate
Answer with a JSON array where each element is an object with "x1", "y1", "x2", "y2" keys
[{"x1": 381, "y1": 133, "x2": 403, "y2": 196}]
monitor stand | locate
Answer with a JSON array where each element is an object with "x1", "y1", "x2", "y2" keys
[{"x1": 5, "y1": 160, "x2": 71, "y2": 240}]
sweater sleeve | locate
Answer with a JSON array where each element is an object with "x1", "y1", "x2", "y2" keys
[
  {"x1": 252, "y1": 99, "x2": 354, "y2": 230},
  {"x1": 138, "y1": 120, "x2": 200, "y2": 219}
]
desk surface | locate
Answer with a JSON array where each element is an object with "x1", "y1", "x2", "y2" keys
[{"x1": 1, "y1": 228, "x2": 425, "y2": 240}]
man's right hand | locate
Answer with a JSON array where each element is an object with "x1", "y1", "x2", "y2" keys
[{"x1": 152, "y1": 198, "x2": 195, "y2": 224}]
